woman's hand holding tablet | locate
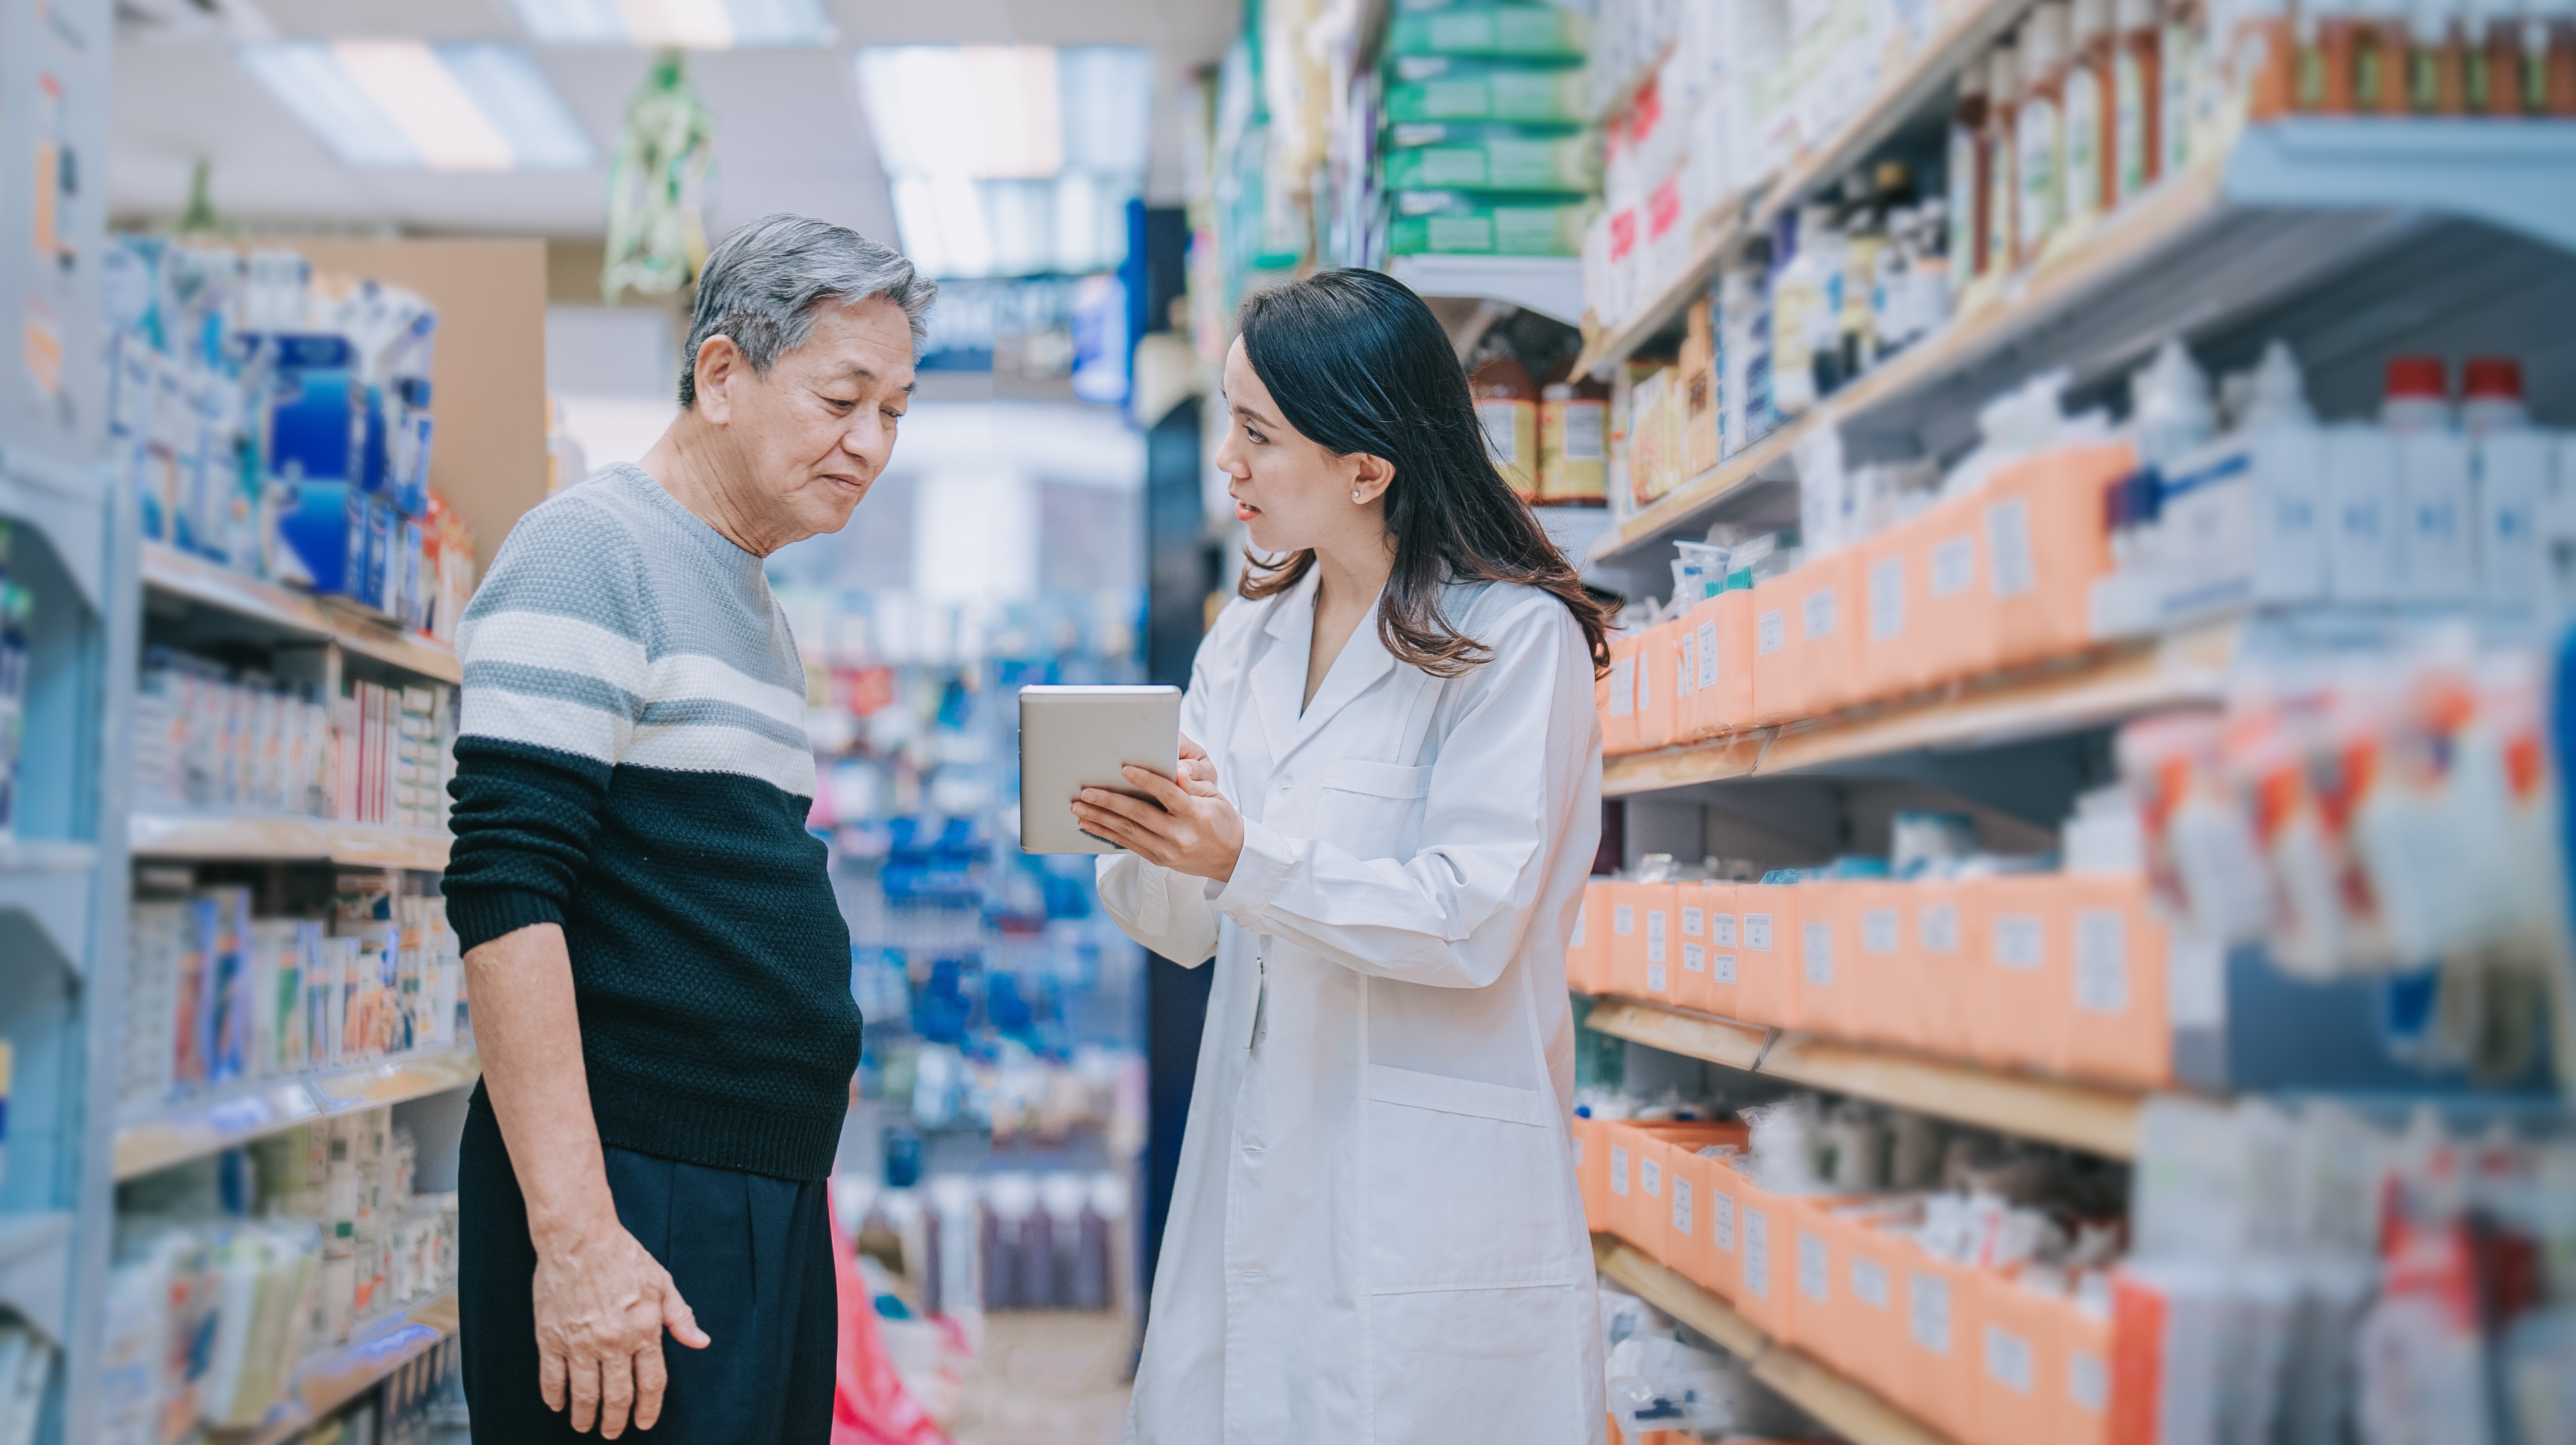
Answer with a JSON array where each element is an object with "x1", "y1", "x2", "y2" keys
[{"x1": 1072, "y1": 733, "x2": 1244, "y2": 883}]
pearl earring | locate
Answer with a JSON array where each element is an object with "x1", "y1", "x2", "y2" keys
[{"x1": 1352, "y1": 490, "x2": 1364, "y2": 503}]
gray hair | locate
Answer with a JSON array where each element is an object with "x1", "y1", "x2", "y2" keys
[{"x1": 678, "y1": 213, "x2": 937, "y2": 408}]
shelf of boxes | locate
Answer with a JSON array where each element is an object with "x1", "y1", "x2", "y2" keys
[
  {"x1": 1602, "y1": 617, "x2": 2236, "y2": 795},
  {"x1": 0, "y1": 841, "x2": 102, "y2": 981},
  {"x1": 0, "y1": 1213, "x2": 73, "y2": 1347},
  {"x1": 127, "y1": 813, "x2": 452, "y2": 870},
  {"x1": 112, "y1": 1048, "x2": 480, "y2": 1182},
  {"x1": 1583, "y1": 998, "x2": 2145, "y2": 1158},
  {"x1": 1592, "y1": 1235, "x2": 1957, "y2": 1445},
  {"x1": 1584, "y1": 121, "x2": 2576, "y2": 570},
  {"x1": 1387, "y1": 254, "x2": 1589, "y2": 328},
  {"x1": 211, "y1": 1290, "x2": 459, "y2": 1445},
  {"x1": 141, "y1": 541, "x2": 462, "y2": 686}
]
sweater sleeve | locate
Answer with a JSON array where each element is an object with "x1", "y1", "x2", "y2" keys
[{"x1": 441, "y1": 496, "x2": 651, "y2": 954}]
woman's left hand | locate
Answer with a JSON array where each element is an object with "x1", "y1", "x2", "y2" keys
[{"x1": 1074, "y1": 762, "x2": 1244, "y2": 883}]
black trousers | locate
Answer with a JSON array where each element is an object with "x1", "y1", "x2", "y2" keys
[{"x1": 457, "y1": 1098, "x2": 838, "y2": 1443}]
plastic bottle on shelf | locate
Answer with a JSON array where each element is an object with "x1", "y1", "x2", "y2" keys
[
  {"x1": 2383, "y1": 356, "x2": 2476, "y2": 602},
  {"x1": 2381, "y1": 355, "x2": 2453, "y2": 433},
  {"x1": 2227, "y1": 0, "x2": 2301, "y2": 119},
  {"x1": 1472, "y1": 351, "x2": 1541, "y2": 500},
  {"x1": 2298, "y1": 0, "x2": 2364, "y2": 108},
  {"x1": 1540, "y1": 377, "x2": 1612, "y2": 506},
  {"x1": 2018, "y1": 3, "x2": 2071, "y2": 267},
  {"x1": 1986, "y1": 43, "x2": 2023, "y2": 279},
  {"x1": 1768, "y1": 206, "x2": 1835, "y2": 419},
  {"x1": 2356, "y1": 0, "x2": 2411, "y2": 108},
  {"x1": 2159, "y1": 0, "x2": 2202, "y2": 174},
  {"x1": 1949, "y1": 57, "x2": 1992, "y2": 283},
  {"x1": 2132, "y1": 339, "x2": 2216, "y2": 468},
  {"x1": 2408, "y1": 0, "x2": 2472, "y2": 108},
  {"x1": 2460, "y1": 357, "x2": 2547, "y2": 611},
  {"x1": 2066, "y1": 0, "x2": 2115, "y2": 233},
  {"x1": 2114, "y1": 0, "x2": 2164, "y2": 198},
  {"x1": 2466, "y1": 0, "x2": 2526, "y2": 108},
  {"x1": 2541, "y1": 0, "x2": 2576, "y2": 112}
]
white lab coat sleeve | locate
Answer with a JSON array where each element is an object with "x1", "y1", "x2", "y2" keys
[
  {"x1": 1095, "y1": 640, "x2": 1224, "y2": 966},
  {"x1": 1212, "y1": 593, "x2": 1591, "y2": 989}
]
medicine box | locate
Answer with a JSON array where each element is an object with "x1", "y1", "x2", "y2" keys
[
  {"x1": 1681, "y1": 590, "x2": 1755, "y2": 739},
  {"x1": 1733, "y1": 884, "x2": 1795, "y2": 1027}
]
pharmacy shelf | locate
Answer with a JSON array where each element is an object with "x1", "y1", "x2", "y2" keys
[
  {"x1": 1388, "y1": 254, "x2": 1586, "y2": 329},
  {"x1": 213, "y1": 1290, "x2": 460, "y2": 1445},
  {"x1": 0, "y1": 1213, "x2": 73, "y2": 1345},
  {"x1": 1592, "y1": 1235, "x2": 1957, "y2": 1445},
  {"x1": 1600, "y1": 618, "x2": 2237, "y2": 797},
  {"x1": 1584, "y1": 998, "x2": 2146, "y2": 1159},
  {"x1": 0, "y1": 841, "x2": 101, "y2": 981},
  {"x1": 140, "y1": 541, "x2": 461, "y2": 685},
  {"x1": 113, "y1": 1049, "x2": 480, "y2": 1182},
  {"x1": 128, "y1": 812, "x2": 450, "y2": 870},
  {"x1": 0, "y1": 445, "x2": 109, "y2": 611},
  {"x1": 1577, "y1": 406, "x2": 1813, "y2": 573}
]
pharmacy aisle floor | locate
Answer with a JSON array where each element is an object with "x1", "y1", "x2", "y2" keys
[{"x1": 952, "y1": 1312, "x2": 1135, "y2": 1445}]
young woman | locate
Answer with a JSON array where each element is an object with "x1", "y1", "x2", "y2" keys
[{"x1": 1074, "y1": 269, "x2": 1614, "y2": 1443}]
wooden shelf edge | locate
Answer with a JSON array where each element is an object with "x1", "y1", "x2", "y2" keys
[
  {"x1": 131, "y1": 813, "x2": 450, "y2": 869},
  {"x1": 1586, "y1": 411, "x2": 1813, "y2": 567},
  {"x1": 1591, "y1": 1235, "x2": 1959, "y2": 1445},
  {"x1": 215, "y1": 1290, "x2": 459, "y2": 1445},
  {"x1": 114, "y1": 1050, "x2": 481, "y2": 1181},
  {"x1": 142, "y1": 540, "x2": 463, "y2": 685},
  {"x1": 1601, "y1": 619, "x2": 2236, "y2": 795},
  {"x1": 1582, "y1": 997, "x2": 2144, "y2": 1158}
]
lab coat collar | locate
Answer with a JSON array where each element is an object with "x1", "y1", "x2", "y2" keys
[{"x1": 1247, "y1": 562, "x2": 1401, "y2": 770}]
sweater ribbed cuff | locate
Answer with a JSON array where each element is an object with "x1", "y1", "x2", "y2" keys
[{"x1": 444, "y1": 888, "x2": 567, "y2": 956}]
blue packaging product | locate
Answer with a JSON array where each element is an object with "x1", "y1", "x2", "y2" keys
[
  {"x1": 265, "y1": 334, "x2": 363, "y2": 489},
  {"x1": 398, "y1": 517, "x2": 426, "y2": 631},
  {"x1": 364, "y1": 496, "x2": 397, "y2": 616},
  {"x1": 272, "y1": 478, "x2": 367, "y2": 599}
]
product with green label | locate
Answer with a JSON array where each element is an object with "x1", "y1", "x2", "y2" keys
[
  {"x1": 1386, "y1": 2, "x2": 1590, "y2": 62},
  {"x1": 1382, "y1": 122, "x2": 1599, "y2": 193},
  {"x1": 1384, "y1": 55, "x2": 1591, "y2": 123},
  {"x1": 1388, "y1": 189, "x2": 1597, "y2": 255}
]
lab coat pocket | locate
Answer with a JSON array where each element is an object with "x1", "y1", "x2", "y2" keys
[
  {"x1": 1363, "y1": 1064, "x2": 1572, "y2": 1294},
  {"x1": 1319, "y1": 760, "x2": 1434, "y2": 861}
]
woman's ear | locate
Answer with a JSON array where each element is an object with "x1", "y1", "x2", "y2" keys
[{"x1": 1349, "y1": 451, "x2": 1396, "y2": 507}]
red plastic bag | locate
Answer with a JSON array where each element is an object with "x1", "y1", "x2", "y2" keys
[{"x1": 831, "y1": 1203, "x2": 950, "y2": 1445}]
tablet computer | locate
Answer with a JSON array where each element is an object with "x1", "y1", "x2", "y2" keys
[{"x1": 1018, "y1": 685, "x2": 1183, "y2": 854}]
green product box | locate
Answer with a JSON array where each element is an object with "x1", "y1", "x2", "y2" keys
[
  {"x1": 1388, "y1": 190, "x2": 1597, "y2": 256},
  {"x1": 1382, "y1": 122, "x2": 1599, "y2": 193},
  {"x1": 1386, "y1": 3, "x2": 1590, "y2": 61},
  {"x1": 1384, "y1": 56, "x2": 1590, "y2": 124}
]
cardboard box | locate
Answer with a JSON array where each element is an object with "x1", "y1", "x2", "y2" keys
[
  {"x1": 1856, "y1": 522, "x2": 1937, "y2": 704},
  {"x1": 1672, "y1": 880, "x2": 1717, "y2": 1014},
  {"x1": 1976, "y1": 1271, "x2": 2070, "y2": 1445},
  {"x1": 1825, "y1": 1202, "x2": 1918, "y2": 1390},
  {"x1": 1983, "y1": 442, "x2": 2134, "y2": 670},
  {"x1": 1841, "y1": 879, "x2": 1913, "y2": 1047},
  {"x1": 1748, "y1": 575, "x2": 1797, "y2": 724},
  {"x1": 1789, "y1": 880, "x2": 1851, "y2": 1037},
  {"x1": 1961, "y1": 875, "x2": 2066, "y2": 1073},
  {"x1": 1698, "y1": 881, "x2": 1743, "y2": 1021},
  {"x1": 1633, "y1": 619, "x2": 1680, "y2": 752},
  {"x1": 1718, "y1": 1160, "x2": 1790, "y2": 1337},
  {"x1": 1568, "y1": 880, "x2": 1611, "y2": 994},
  {"x1": 1905, "y1": 493, "x2": 2003, "y2": 691},
  {"x1": 1700, "y1": 1156, "x2": 1745, "y2": 1304},
  {"x1": 1571, "y1": 1113, "x2": 1608, "y2": 1228},
  {"x1": 1735, "y1": 884, "x2": 1796, "y2": 1027},
  {"x1": 1638, "y1": 882, "x2": 1679, "y2": 1003},
  {"x1": 2059, "y1": 874, "x2": 2173, "y2": 1088},
  {"x1": 1788, "y1": 549, "x2": 1864, "y2": 719},
  {"x1": 1910, "y1": 878, "x2": 1972, "y2": 1059},
  {"x1": 1602, "y1": 637, "x2": 1637, "y2": 756},
  {"x1": 2058, "y1": 1290, "x2": 2114, "y2": 1445},
  {"x1": 1898, "y1": 1249, "x2": 1984, "y2": 1442},
  {"x1": 1681, "y1": 590, "x2": 1757, "y2": 739},
  {"x1": 1604, "y1": 881, "x2": 1649, "y2": 999}
]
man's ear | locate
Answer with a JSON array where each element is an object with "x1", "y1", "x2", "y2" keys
[{"x1": 694, "y1": 335, "x2": 743, "y2": 424}]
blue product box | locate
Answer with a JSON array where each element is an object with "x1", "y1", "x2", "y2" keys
[
  {"x1": 265, "y1": 334, "x2": 363, "y2": 490},
  {"x1": 399, "y1": 517, "x2": 425, "y2": 631},
  {"x1": 272, "y1": 480, "x2": 367, "y2": 599}
]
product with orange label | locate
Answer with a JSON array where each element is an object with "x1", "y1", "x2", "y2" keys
[
  {"x1": 1980, "y1": 440, "x2": 2134, "y2": 669},
  {"x1": 1538, "y1": 377, "x2": 1609, "y2": 505},
  {"x1": 1471, "y1": 351, "x2": 1539, "y2": 499}
]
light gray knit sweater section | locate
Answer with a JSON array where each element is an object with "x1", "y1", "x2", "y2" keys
[{"x1": 456, "y1": 463, "x2": 815, "y2": 798}]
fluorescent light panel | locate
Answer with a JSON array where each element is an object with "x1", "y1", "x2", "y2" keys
[
  {"x1": 239, "y1": 41, "x2": 594, "y2": 171},
  {"x1": 508, "y1": 0, "x2": 830, "y2": 46}
]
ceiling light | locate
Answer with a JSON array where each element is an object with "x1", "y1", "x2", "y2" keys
[
  {"x1": 238, "y1": 42, "x2": 594, "y2": 171},
  {"x1": 507, "y1": 0, "x2": 830, "y2": 47}
]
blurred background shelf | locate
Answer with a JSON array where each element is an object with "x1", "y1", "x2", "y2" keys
[
  {"x1": 210, "y1": 1290, "x2": 459, "y2": 1445},
  {"x1": 127, "y1": 813, "x2": 451, "y2": 870},
  {"x1": 1583, "y1": 998, "x2": 2147, "y2": 1159},
  {"x1": 0, "y1": 1213, "x2": 74, "y2": 1345},
  {"x1": 141, "y1": 541, "x2": 462, "y2": 684},
  {"x1": 113, "y1": 1050, "x2": 481, "y2": 1182}
]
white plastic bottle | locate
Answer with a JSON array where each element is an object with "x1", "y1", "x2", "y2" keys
[
  {"x1": 2241, "y1": 340, "x2": 2329, "y2": 604},
  {"x1": 2383, "y1": 356, "x2": 2474, "y2": 601},
  {"x1": 2017, "y1": 2, "x2": 2073, "y2": 265},
  {"x1": 2131, "y1": 337, "x2": 2215, "y2": 467},
  {"x1": 2461, "y1": 356, "x2": 2549, "y2": 613}
]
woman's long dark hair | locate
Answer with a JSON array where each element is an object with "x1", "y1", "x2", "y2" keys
[{"x1": 1235, "y1": 269, "x2": 1613, "y2": 678}]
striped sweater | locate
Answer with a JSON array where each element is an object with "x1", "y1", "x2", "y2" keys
[{"x1": 443, "y1": 463, "x2": 859, "y2": 1181}]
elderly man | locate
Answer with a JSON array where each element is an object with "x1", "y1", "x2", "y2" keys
[{"x1": 444, "y1": 215, "x2": 932, "y2": 1443}]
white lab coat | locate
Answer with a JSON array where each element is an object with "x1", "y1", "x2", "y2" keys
[{"x1": 1100, "y1": 568, "x2": 1607, "y2": 1445}]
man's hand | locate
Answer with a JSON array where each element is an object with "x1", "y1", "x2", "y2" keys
[
  {"x1": 1072, "y1": 732, "x2": 1245, "y2": 882},
  {"x1": 533, "y1": 1223, "x2": 710, "y2": 1437}
]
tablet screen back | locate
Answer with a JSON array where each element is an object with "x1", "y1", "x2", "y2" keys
[{"x1": 1018, "y1": 685, "x2": 1182, "y2": 854}]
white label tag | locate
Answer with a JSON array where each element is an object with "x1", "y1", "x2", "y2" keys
[
  {"x1": 1634, "y1": 650, "x2": 1654, "y2": 712},
  {"x1": 2075, "y1": 908, "x2": 2129, "y2": 1013},
  {"x1": 1862, "y1": 907, "x2": 1899, "y2": 954},
  {"x1": 1930, "y1": 535, "x2": 1976, "y2": 597},
  {"x1": 1646, "y1": 909, "x2": 1668, "y2": 963},
  {"x1": 1743, "y1": 912, "x2": 1773, "y2": 951},
  {"x1": 1646, "y1": 962, "x2": 1668, "y2": 993},
  {"x1": 1985, "y1": 1324, "x2": 2035, "y2": 1395},
  {"x1": 1710, "y1": 1191, "x2": 1737, "y2": 1252},
  {"x1": 1640, "y1": 1156, "x2": 1662, "y2": 1198},
  {"x1": 1919, "y1": 901, "x2": 1959, "y2": 953},
  {"x1": 1987, "y1": 496, "x2": 2035, "y2": 599},
  {"x1": 2069, "y1": 1352, "x2": 2109, "y2": 1414},
  {"x1": 1695, "y1": 620, "x2": 1720, "y2": 689},
  {"x1": 1741, "y1": 1209, "x2": 1770, "y2": 1296},
  {"x1": 1712, "y1": 952, "x2": 1736, "y2": 983},
  {"x1": 1852, "y1": 1255, "x2": 1891, "y2": 1311},
  {"x1": 1801, "y1": 585, "x2": 1837, "y2": 641},
  {"x1": 1994, "y1": 913, "x2": 2045, "y2": 970},
  {"x1": 1797, "y1": 1230, "x2": 1829, "y2": 1302},
  {"x1": 1909, "y1": 1272, "x2": 1952, "y2": 1354},
  {"x1": 1683, "y1": 943, "x2": 1705, "y2": 975},
  {"x1": 1756, "y1": 608, "x2": 1786, "y2": 655},
  {"x1": 1710, "y1": 913, "x2": 1737, "y2": 947},
  {"x1": 1801, "y1": 920, "x2": 1833, "y2": 986},
  {"x1": 1677, "y1": 631, "x2": 1697, "y2": 697},
  {"x1": 1614, "y1": 904, "x2": 1635, "y2": 936},
  {"x1": 1869, "y1": 555, "x2": 1905, "y2": 640},
  {"x1": 1681, "y1": 906, "x2": 1704, "y2": 938},
  {"x1": 1671, "y1": 1177, "x2": 1694, "y2": 1236},
  {"x1": 1610, "y1": 1145, "x2": 1630, "y2": 1196},
  {"x1": 1609, "y1": 658, "x2": 1635, "y2": 717}
]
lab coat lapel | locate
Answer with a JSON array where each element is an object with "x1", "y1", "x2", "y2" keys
[
  {"x1": 1288, "y1": 594, "x2": 1396, "y2": 761},
  {"x1": 1244, "y1": 568, "x2": 1316, "y2": 770}
]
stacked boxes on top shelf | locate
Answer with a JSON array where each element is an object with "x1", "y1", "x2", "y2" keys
[
  {"x1": 104, "y1": 238, "x2": 476, "y2": 646},
  {"x1": 1382, "y1": 2, "x2": 1603, "y2": 261}
]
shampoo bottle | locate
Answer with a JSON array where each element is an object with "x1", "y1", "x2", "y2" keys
[
  {"x1": 1986, "y1": 43, "x2": 2023, "y2": 278},
  {"x1": 1949, "y1": 58, "x2": 1993, "y2": 282},
  {"x1": 2066, "y1": 0, "x2": 2116, "y2": 230},
  {"x1": 2018, "y1": 2, "x2": 2072, "y2": 267},
  {"x1": 2114, "y1": 0, "x2": 2164, "y2": 197}
]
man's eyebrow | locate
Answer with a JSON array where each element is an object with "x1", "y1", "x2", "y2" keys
[{"x1": 833, "y1": 364, "x2": 915, "y2": 395}]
